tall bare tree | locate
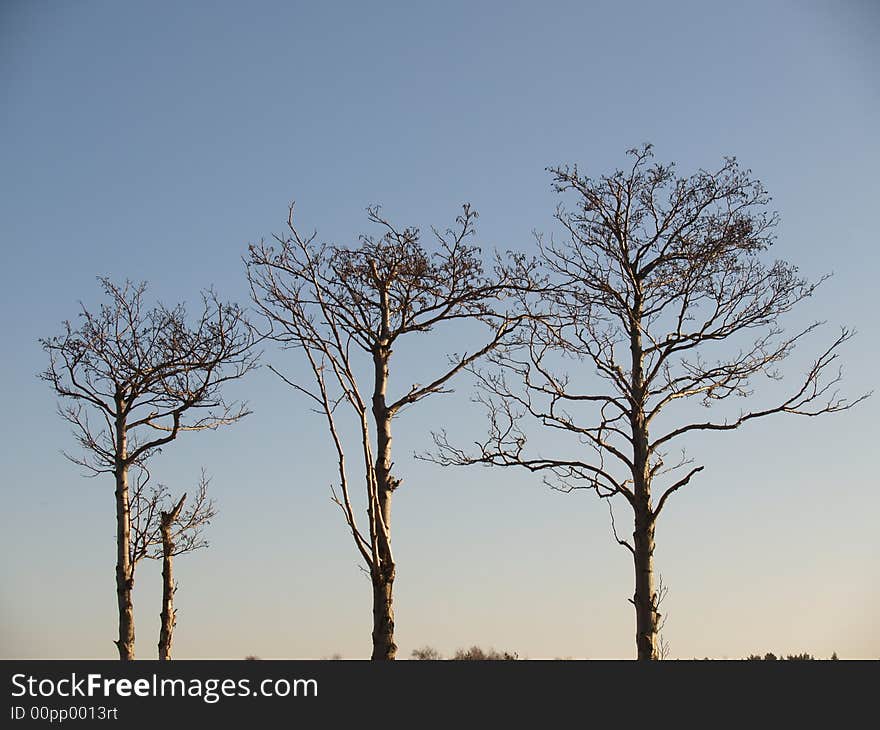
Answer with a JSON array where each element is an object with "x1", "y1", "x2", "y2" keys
[
  {"x1": 247, "y1": 203, "x2": 531, "y2": 659},
  {"x1": 41, "y1": 278, "x2": 256, "y2": 659},
  {"x1": 433, "y1": 146, "x2": 868, "y2": 660}
]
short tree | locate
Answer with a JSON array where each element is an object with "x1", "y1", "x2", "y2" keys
[
  {"x1": 124, "y1": 465, "x2": 216, "y2": 659},
  {"x1": 247, "y1": 203, "x2": 531, "y2": 659},
  {"x1": 151, "y1": 471, "x2": 216, "y2": 661},
  {"x1": 41, "y1": 278, "x2": 256, "y2": 659},
  {"x1": 434, "y1": 146, "x2": 868, "y2": 660}
]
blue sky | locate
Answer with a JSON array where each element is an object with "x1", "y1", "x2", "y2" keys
[{"x1": 1, "y1": 0, "x2": 877, "y2": 659}]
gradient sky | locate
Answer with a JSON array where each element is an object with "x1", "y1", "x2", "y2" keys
[{"x1": 1, "y1": 0, "x2": 877, "y2": 660}]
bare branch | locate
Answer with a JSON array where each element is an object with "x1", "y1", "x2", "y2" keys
[{"x1": 652, "y1": 465, "x2": 704, "y2": 518}]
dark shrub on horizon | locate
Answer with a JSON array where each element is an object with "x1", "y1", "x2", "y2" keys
[
  {"x1": 453, "y1": 646, "x2": 518, "y2": 661},
  {"x1": 411, "y1": 646, "x2": 443, "y2": 660}
]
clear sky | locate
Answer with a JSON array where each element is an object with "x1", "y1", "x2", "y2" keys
[{"x1": 1, "y1": 0, "x2": 877, "y2": 660}]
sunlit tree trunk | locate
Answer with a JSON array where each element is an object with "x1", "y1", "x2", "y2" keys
[
  {"x1": 157, "y1": 531, "x2": 176, "y2": 661},
  {"x1": 630, "y1": 298, "x2": 659, "y2": 661},
  {"x1": 158, "y1": 495, "x2": 185, "y2": 661},
  {"x1": 371, "y1": 344, "x2": 397, "y2": 660},
  {"x1": 114, "y1": 416, "x2": 135, "y2": 660}
]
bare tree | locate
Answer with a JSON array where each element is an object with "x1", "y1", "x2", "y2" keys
[
  {"x1": 155, "y1": 471, "x2": 216, "y2": 661},
  {"x1": 433, "y1": 145, "x2": 869, "y2": 660},
  {"x1": 41, "y1": 278, "x2": 256, "y2": 659},
  {"x1": 247, "y1": 203, "x2": 531, "y2": 659}
]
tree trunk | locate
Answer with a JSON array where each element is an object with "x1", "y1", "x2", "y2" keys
[
  {"x1": 370, "y1": 336, "x2": 397, "y2": 660},
  {"x1": 113, "y1": 458, "x2": 135, "y2": 661},
  {"x1": 632, "y1": 507, "x2": 659, "y2": 660},
  {"x1": 370, "y1": 466, "x2": 397, "y2": 660},
  {"x1": 628, "y1": 294, "x2": 659, "y2": 660},
  {"x1": 158, "y1": 536, "x2": 176, "y2": 660},
  {"x1": 631, "y1": 425, "x2": 659, "y2": 660},
  {"x1": 157, "y1": 496, "x2": 185, "y2": 661},
  {"x1": 370, "y1": 567, "x2": 397, "y2": 660},
  {"x1": 371, "y1": 471, "x2": 397, "y2": 660}
]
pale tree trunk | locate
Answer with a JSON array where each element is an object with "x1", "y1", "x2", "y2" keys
[
  {"x1": 113, "y1": 418, "x2": 135, "y2": 660},
  {"x1": 158, "y1": 530, "x2": 176, "y2": 661},
  {"x1": 158, "y1": 495, "x2": 185, "y2": 661},
  {"x1": 370, "y1": 476, "x2": 396, "y2": 659},
  {"x1": 370, "y1": 342, "x2": 397, "y2": 660},
  {"x1": 629, "y1": 296, "x2": 659, "y2": 661}
]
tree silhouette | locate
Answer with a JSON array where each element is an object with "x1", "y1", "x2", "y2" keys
[{"x1": 433, "y1": 145, "x2": 868, "y2": 660}]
